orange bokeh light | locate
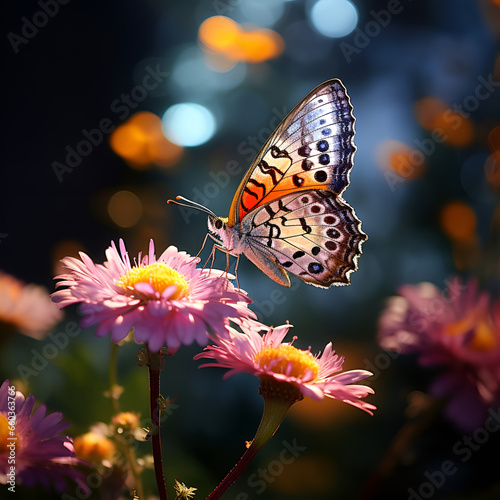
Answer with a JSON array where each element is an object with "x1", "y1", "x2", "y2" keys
[
  {"x1": 377, "y1": 140, "x2": 426, "y2": 180},
  {"x1": 237, "y1": 29, "x2": 284, "y2": 62},
  {"x1": 198, "y1": 16, "x2": 284, "y2": 64},
  {"x1": 110, "y1": 111, "x2": 183, "y2": 169},
  {"x1": 199, "y1": 16, "x2": 240, "y2": 52},
  {"x1": 414, "y1": 96, "x2": 447, "y2": 130},
  {"x1": 432, "y1": 111, "x2": 474, "y2": 148},
  {"x1": 108, "y1": 190, "x2": 143, "y2": 228},
  {"x1": 414, "y1": 96, "x2": 474, "y2": 148},
  {"x1": 439, "y1": 201, "x2": 477, "y2": 243},
  {"x1": 110, "y1": 123, "x2": 148, "y2": 163}
]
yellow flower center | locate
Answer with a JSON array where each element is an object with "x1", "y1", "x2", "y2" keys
[
  {"x1": 0, "y1": 414, "x2": 18, "y2": 453},
  {"x1": 445, "y1": 310, "x2": 496, "y2": 352},
  {"x1": 255, "y1": 344, "x2": 319, "y2": 379},
  {"x1": 0, "y1": 414, "x2": 9, "y2": 452},
  {"x1": 469, "y1": 319, "x2": 497, "y2": 351},
  {"x1": 116, "y1": 262, "x2": 189, "y2": 299}
]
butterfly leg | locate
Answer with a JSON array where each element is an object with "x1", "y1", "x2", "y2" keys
[
  {"x1": 209, "y1": 244, "x2": 240, "y2": 286},
  {"x1": 202, "y1": 245, "x2": 217, "y2": 272},
  {"x1": 222, "y1": 247, "x2": 232, "y2": 281},
  {"x1": 234, "y1": 254, "x2": 241, "y2": 289},
  {"x1": 196, "y1": 233, "x2": 210, "y2": 259}
]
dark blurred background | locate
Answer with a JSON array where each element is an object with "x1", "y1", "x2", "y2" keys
[{"x1": 2, "y1": 1, "x2": 500, "y2": 499}]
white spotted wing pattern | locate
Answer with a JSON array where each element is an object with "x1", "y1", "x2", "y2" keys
[{"x1": 207, "y1": 79, "x2": 366, "y2": 288}]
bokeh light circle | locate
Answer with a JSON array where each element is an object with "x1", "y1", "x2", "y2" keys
[
  {"x1": 161, "y1": 103, "x2": 216, "y2": 147},
  {"x1": 310, "y1": 0, "x2": 358, "y2": 38},
  {"x1": 108, "y1": 191, "x2": 143, "y2": 228},
  {"x1": 439, "y1": 201, "x2": 477, "y2": 243}
]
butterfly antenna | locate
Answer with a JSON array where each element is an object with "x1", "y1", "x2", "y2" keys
[{"x1": 167, "y1": 196, "x2": 216, "y2": 217}]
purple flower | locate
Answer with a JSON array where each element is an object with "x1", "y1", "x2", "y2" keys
[
  {"x1": 0, "y1": 380, "x2": 89, "y2": 493},
  {"x1": 378, "y1": 277, "x2": 500, "y2": 430}
]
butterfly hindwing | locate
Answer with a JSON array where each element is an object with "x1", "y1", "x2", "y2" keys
[
  {"x1": 240, "y1": 190, "x2": 366, "y2": 288},
  {"x1": 229, "y1": 79, "x2": 356, "y2": 227}
]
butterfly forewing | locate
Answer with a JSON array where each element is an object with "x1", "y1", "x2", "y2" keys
[
  {"x1": 229, "y1": 79, "x2": 356, "y2": 227},
  {"x1": 244, "y1": 190, "x2": 365, "y2": 287}
]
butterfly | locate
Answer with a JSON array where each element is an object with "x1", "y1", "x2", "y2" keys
[{"x1": 170, "y1": 79, "x2": 366, "y2": 288}]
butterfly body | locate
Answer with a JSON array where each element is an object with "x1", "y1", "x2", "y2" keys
[{"x1": 179, "y1": 79, "x2": 366, "y2": 288}]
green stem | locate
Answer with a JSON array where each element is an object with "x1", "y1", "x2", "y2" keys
[
  {"x1": 206, "y1": 397, "x2": 293, "y2": 500},
  {"x1": 149, "y1": 353, "x2": 168, "y2": 500}
]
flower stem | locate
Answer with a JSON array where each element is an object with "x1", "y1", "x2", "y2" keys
[
  {"x1": 206, "y1": 397, "x2": 293, "y2": 500},
  {"x1": 148, "y1": 352, "x2": 168, "y2": 500}
]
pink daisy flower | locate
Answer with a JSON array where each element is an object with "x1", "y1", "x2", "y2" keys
[
  {"x1": 0, "y1": 271, "x2": 63, "y2": 340},
  {"x1": 51, "y1": 239, "x2": 255, "y2": 352},
  {"x1": 195, "y1": 321, "x2": 376, "y2": 414},
  {"x1": 0, "y1": 379, "x2": 89, "y2": 493},
  {"x1": 378, "y1": 277, "x2": 500, "y2": 430}
]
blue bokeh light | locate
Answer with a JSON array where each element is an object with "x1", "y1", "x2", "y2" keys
[
  {"x1": 161, "y1": 103, "x2": 216, "y2": 147},
  {"x1": 310, "y1": 0, "x2": 358, "y2": 38}
]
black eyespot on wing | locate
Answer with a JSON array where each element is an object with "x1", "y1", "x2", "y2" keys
[
  {"x1": 317, "y1": 140, "x2": 329, "y2": 152},
  {"x1": 308, "y1": 262, "x2": 324, "y2": 274},
  {"x1": 319, "y1": 154, "x2": 330, "y2": 165},
  {"x1": 314, "y1": 170, "x2": 328, "y2": 183},
  {"x1": 327, "y1": 228, "x2": 340, "y2": 238}
]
